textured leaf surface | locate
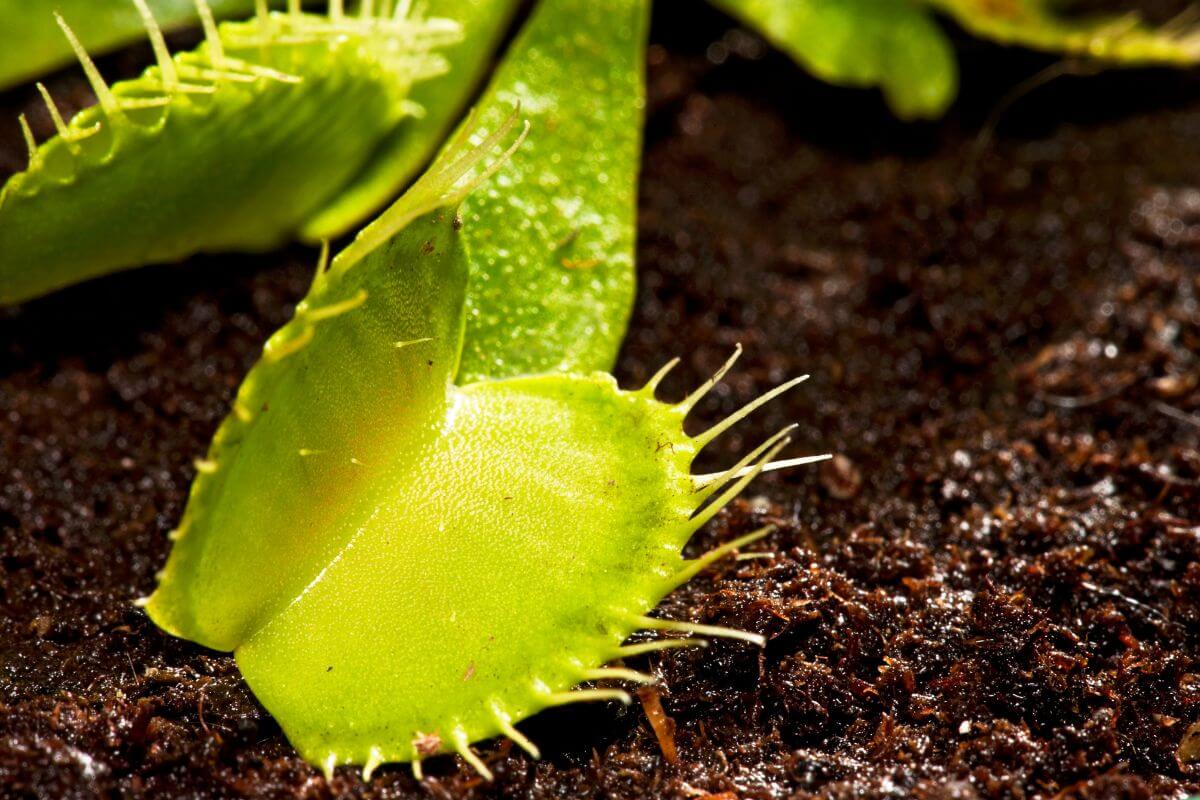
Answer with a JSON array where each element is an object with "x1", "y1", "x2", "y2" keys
[
  {"x1": 148, "y1": 205, "x2": 470, "y2": 652},
  {"x1": 452, "y1": 0, "x2": 650, "y2": 382},
  {"x1": 148, "y1": 148, "x2": 793, "y2": 770},
  {"x1": 300, "y1": 0, "x2": 521, "y2": 241},
  {"x1": 235, "y1": 370, "x2": 698, "y2": 768},
  {"x1": 708, "y1": 0, "x2": 958, "y2": 119},
  {"x1": 0, "y1": 9, "x2": 453, "y2": 305},
  {"x1": 0, "y1": 0, "x2": 276, "y2": 90}
]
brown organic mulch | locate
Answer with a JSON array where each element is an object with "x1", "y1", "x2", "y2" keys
[{"x1": 1, "y1": 5, "x2": 1199, "y2": 798}]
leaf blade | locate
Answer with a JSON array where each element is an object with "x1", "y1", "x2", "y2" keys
[
  {"x1": 709, "y1": 0, "x2": 958, "y2": 119},
  {"x1": 451, "y1": 0, "x2": 651, "y2": 382}
]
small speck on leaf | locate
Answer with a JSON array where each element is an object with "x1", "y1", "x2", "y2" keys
[{"x1": 414, "y1": 732, "x2": 441, "y2": 757}]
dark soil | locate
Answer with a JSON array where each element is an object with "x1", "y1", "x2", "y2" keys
[{"x1": 3, "y1": 5, "x2": 1200, "y2": 799}]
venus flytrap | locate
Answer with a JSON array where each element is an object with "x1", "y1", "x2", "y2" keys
[
  {"x1": 0, "y1": 0, "x2": 458, "y2": 305},
  {"x1": 145, "y1": 106, "x2": 828, "y2": 779},
  {"x1": 144, "y1": 0, "x2": 827, "y2": 778}
]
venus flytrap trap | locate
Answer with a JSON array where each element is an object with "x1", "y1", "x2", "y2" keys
[
  {"x1": 142, "y1": 0, "x2": 828, "y2": 778},
  {"x1": 710, "y1": 0, "x2": 1200, "y2": 119},
  {"x1": 145, "y1": 107, "x2": 828, "y2": 779},
  {"x1": 0, "y1": 0, "x2": 459, "y2": 305}
]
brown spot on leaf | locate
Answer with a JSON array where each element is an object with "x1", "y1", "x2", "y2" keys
[{"x1": 413, "y1": 732, "x2": 441, "y2": 757}]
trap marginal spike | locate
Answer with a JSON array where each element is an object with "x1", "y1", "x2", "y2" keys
[
  {"x1": 432, "y1": 113, "x2": 530, "y2": 206},
  {"x1": 35, "y1": 84, "x2": 73, "y2": 144},
  {"x1": 115, "y1": 96, "x2": 173, "y2": 110},
  {"x1": 394, "y1": 337, "x2": 434, "y2": 349},
  {"x1": 214, "y1": 56, "x2": 302, "y2": 83},
  {"x1": 193, "y1": 0, "x2": 228, "y2": 70},
  {"x1": 491, "y1": 704, "x2": 540, "y2": 758},
  {"x1": 673, "y1": 525, "x2": 775, "y2": 586},
  {"x1": 641, "y1": 356, "x2": 680, "y2": 397},
  {"x1": 694, "y1": 374, "x2": 810, "y2": 449},
  {"x1": 680, "y1": 344, "x2": 743, "y2": 412},
  {"x1": 427, "y1": 103, "x2": 522, "y2": 189},
  {"x1": 637, "y1": 616, "x2": 766, "y2": 648},
  {"x1": 692, "y1": 424, "x2": 797, "y2": 500},
  {"x1": 54, "y1": 13, "x2": 123, "y2": 120},
  {"x1": 314, "y1": 240, "x2": 331, "y2": 282},
  {"x1": 233, "y1": 402, "x2": 253, "y2": 423},
  {"x1": 361, "y1": 747, "x2": 383, "y2": 781},
  {"x1": 131, "y1": 0, "x2": 180, "y2": 92},
  {"x1": 547, "y1": 688, "x2": 633, "y2": 706},
  {"x1": 193, "y1": 458, "x2": 218, "y2": 474},
  {"x1": 305, "y1": 289, "x2": 369, "y2": 322},
  {"x1": 694, "y1": 452, "x2": 832, "y2": 494},
  {"x1": 616, "y1": 637, "x2": 708, "y2": 658},
  {"x1": 176, "y1": 63, "x2": 258, "y2": 84},
  {"x1": 690, "y1": 438, "x2": 792, "y2": 533},
  {"x1": 455, "y1": 120, "x2": 531, "y2": 198},
  {"x1": 263, "y1": 326, "x2": 315, "y2": 363},
  {"x1": 583, "y1": 667, "x2": 656, "y2": 684},
  {"x1": 18, "y1": 115, "x2": 36, "y2": 164},
  {"x1": 451, "y1": 728, "x2": 492, "y2": 781}
]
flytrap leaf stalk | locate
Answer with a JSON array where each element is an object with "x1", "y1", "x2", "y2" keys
[
  {"x1": 0, "y1": 0, "x2": 515, "y2": 305},
  {"x1": 142, "y1": 0, "x2": 828, "y2": 780}
]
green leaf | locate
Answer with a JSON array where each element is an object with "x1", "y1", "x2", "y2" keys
[
  {"x1": 450, "y1": 0, "x2": 650, "y2": 382},
  {"x1": 147, "y1": 181, "x2": 472, "y2": 654},
  {"x1": 927, "y1": 0, "x2": 1200, "y2": 64},
  {"x1": 712, "y1": 0, "x2": 1200, "y2": 121},
  {"x1": 299, "y1": 0, "x2": 522, "y2": 242},
  {"x1": 0, "y1": 7, "x2": 455, "y2": 305},
  {"x1": 708, "y1": 0, "x2": 958, "y2": 119},
  {"x1": 148, "y1": 104, "x2": 819, "y2": 778},
  {"x1": 0, "y1": 0, "x2": 300, "y2": 91}
]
